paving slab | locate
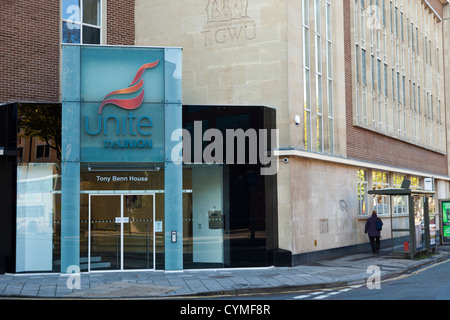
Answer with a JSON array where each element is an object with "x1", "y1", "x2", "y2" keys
[{"x1": 0, "y1": 246, "x2": 449, "y2": 299}]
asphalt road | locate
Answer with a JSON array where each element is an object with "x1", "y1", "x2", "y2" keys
[
  {"x1": 322, "y1": 258, "x2": 450, "y2": 300},
  {"x1": 197, "y1": 257, "x2": 450, "y2": 301}
]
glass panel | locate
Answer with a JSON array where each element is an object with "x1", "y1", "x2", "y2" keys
[
  {"x1": 428, "y1": 197, "x2": 437, "y2": 246},
  {"x1": 82, "y1": 26, "x2": 100, "y2": 45},
  {"x1": 62, "y1": 0, "x2": 81, "y2": 22},
  {"x1": 164, "y1": 48, "x2": 183, "y2": 104},
  {"x1": 357, "y1": 169, "x2": 368, "y2": 216},
  {"x1": 155, "y1": 193, "x2": 165, "y2": 270},
  {"x1": 190, "y1": 166, "x2": 224, "y2": 268},
  {"x1": 62, "y1": 21, "x2": 81, "y2": 44},
  {"x1": 90, "y1": 195, "x2": 121, "y2": 270},
  {"x1": 123, "y1": 195, "x2": 154, "y2": 270},
  {"x1": 414, "y1": 196, "x2": 425, "y2": 250},
  {"x1": 182, "y1": 192, "x2": 193, "y2": 268},
  {"x1": 393, "y1": 196, "x2": 407, "y2": 214},
  {"x1": 83, "y1": 0, "x2": 100, "y2": 26},
  {"x1": 391, "y1": 206, "x2": 410, "y2": 252},
  {"x1": 79, "y1": 46, "x2": 165, "y2": 103},
  {"x1": 52, "y1": 193, "x2": 61, "y2": 272},
  {"x1": 16, "y1": 164, "x2": 56, "y2": 272},
  {"x1": 80, "y1": 194, "x2": 89, "y2": 271},
  {"x1": 224, "y1": 165, "x2": 267, "y2": 268}
]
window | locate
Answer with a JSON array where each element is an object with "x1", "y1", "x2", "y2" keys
[
  {"x1": 362, "y1": 49, "x2": 367, "y2": 85},
  {"x1": 17, "y1": 147, "x2": 23, "y2": 163},
  {"x1": 384, "y1": 63, "x2": 388, "y2": 96},
  {"x1": 62, "y1": 0, "x2": 101, "y2": 44},
  {"x1": 393, "y1": 174, "x2": 407, "y2": 214},
  {"x1": 377, "y1": 59, "x2": 381, "y2": 93},
  {"x1": 326, "y1": 0, "x2": 334, "y2": 155},
  {"x1": 358, "y1": 170, "x2": 369, "y2": 216},
  {"x1": 36, "y1": 145, "x2": 50, "y2": 159},
  {"x1": 303, "y1": 0, "x2": 311, "y2": 151},
  {"x1": 372, "y1": 171, "x2": 389, "y2": 215},
  {"x1": 315, "y1": 0, "x2": 323, "y2": 153},
  {"x1": 411, "y1": 176, "x2": 422, "y2": 190}
]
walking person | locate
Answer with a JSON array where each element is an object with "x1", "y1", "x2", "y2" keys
[{"x1": 365, "y1": 210, "x2": 383, "y2": 254}]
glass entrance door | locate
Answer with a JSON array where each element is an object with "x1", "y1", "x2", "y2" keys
[
  {"x1": 89, "y1": 194, "x2": 155, "y2": 271},
  {"x1": 123, "y1": 195, "x2": 155, "y2": 270}
]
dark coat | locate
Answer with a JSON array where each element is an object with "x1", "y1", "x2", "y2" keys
[{"x1": 365, "y1": 214, "x2": 382, "y2": 237}]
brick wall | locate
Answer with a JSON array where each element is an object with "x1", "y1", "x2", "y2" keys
[
  {"x1": 0, "y1": 0, "x2": 136, "y2": 104},
  {"x1": 343, "y1": 0, "x2": 448, "y2": 176},
  {"x1": 0, "y1": 0, "x2": 60, "y2": 103},
  {"x1": 107, "y1": 0, "x2": 135, "y2": 46},
  {"x1": 425, "y1": 0, "x2": 444, "y2": 19}
]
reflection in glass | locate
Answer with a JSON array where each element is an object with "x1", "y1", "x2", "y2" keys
[
  {"x1": 62, "y1": 21, "x2": 81, "y2": 44},
  {"x1": 16, "y1": 104, "x2": 62, "y2": 272},
  {"x1": 428, "y1": 197, "x2": 437, "y2": 246},
  {"x1": 414, "y1": 196, "x2": 425, "y2": 250},
  {"x1": 90, "y1": 195, "x2": 121, "y2": 271},
  {"x1": 17, "y1": 104, "x2": 62, "y2": 163},
  {"x1": 16, "y1": 164, "x2": 59, "y2": 272},
  {"x1": 80, "y1": 194, "x2": 89, "y2": 271},
  {"x1": 123, "y1": 195, "x2": 154, "y2": 270},
  {"x1": 83, "y1": 26, "x2": 100, "y2": 44},
  {"x1": 83, "y1": 0, "x2": 100, "y2": 25}
]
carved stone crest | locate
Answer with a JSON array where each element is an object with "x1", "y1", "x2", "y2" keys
[
  {"x1": 203, "y1": 0, "x2": 256, "y2": 46},
  {"x1": 206, "y1": 0, "x2": 250, "y2": 23}
]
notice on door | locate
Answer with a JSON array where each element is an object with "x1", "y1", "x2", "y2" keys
[
  {"x1": 115, "y1": 217, "x2": 130, "y2": 223},
  {"x1": 155, "y1": 221, "x2": 163, "y2": 232}
]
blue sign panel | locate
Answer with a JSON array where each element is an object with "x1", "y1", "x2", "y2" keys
[
  {"x1": 61, "y1": 45, "x2": 183, "y2": 272},
  {"x1": 81, "y1": 102, "x2": 165, "y2": 162},
  {"x1": 78, "y1": 46, "x2": 166, "y2": 163}
]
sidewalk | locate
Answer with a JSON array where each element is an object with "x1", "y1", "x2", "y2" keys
[{"x1": 1, "y1": 246, "x2": 449, "y2": 299}]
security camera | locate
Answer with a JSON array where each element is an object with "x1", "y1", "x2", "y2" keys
[
  {"x1": 283, "y1": 158, "x2": 289, "y2": 163},
  {"x1": 294, "y1": 115, "x2": 300, "y2": 125}
]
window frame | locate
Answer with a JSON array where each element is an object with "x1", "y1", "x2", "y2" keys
[{"x1": 62, "y1": 0, "x2": 103, "y2": 45}]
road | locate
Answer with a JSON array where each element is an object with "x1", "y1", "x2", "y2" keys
[
  {"x1": 199, "y1": 258, "x2": 450, "y2": 300},
  {"x1": 298, "y1": 258, "x2": 450, "y2": 300}
]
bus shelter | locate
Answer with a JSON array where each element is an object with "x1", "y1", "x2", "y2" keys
[{"x1": 368, "y1": 180, "x2": 437, "y2": 259}]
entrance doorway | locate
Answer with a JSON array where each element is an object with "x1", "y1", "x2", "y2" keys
[{"x1": 88, "y1": 193, "x2": 156, "y2": 271}]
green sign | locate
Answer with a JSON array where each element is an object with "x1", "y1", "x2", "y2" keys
[
  {"x1": 442, "y1": 201, "x2": 450, "y2": 243},
  {"x1": 444, "y1": 202, "x2": 450, "y2": 223},
  {"x1": 444, "y1": 226, "x2": 450, "y2": 238}
]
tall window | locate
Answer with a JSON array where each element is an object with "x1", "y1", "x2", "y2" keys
[
  {"x1": 393, "y1": 174, "x2": 407, "y2": 214},
  {"x1": 62, "y1": 0, "x2": 101, "y2": 44},
  {"x1": 315, "y1": 0, "x2": 323, "y2": 153},
  {"x1": 303, "y1": 0, "x2": 312, "y2": 151},
  {"x1": 358, "y1": 170, "x2": 369, "y2": 216},
  {"x1": 326, "y1": 0, "x2": 334, "y2": 155},
  {"x1": 411, "y1": 176, "x2": 422, "y2": 190},
  {"x1": 372, "y1": 171, "x2": 389, "y2": 215}
]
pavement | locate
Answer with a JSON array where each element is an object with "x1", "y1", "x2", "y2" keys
[{"x1": 1, "y1": 245, "x2": 449, "y2": 300}]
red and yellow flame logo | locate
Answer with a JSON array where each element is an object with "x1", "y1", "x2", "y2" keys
[{"x1": 98, "y1": 60, "x2": 159, "y2": 114}]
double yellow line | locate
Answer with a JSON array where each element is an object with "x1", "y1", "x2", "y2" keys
[{"x1": 381, "y1": 258, "x2": 450, "y2": 284}]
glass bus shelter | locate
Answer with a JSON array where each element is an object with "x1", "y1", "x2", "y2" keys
[{"x1": 368, "y1": 179, "x2": 437, "y2": 259}]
